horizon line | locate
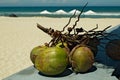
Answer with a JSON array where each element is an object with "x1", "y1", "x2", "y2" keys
[{"x1": 0, "y1": 5, "x2": 120, "y2": 7}]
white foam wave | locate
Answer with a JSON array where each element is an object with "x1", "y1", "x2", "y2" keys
[
  {"x1": 40, "y1": 10, "x2": 52, "y2": 14},
  {"x1": 53, "y1": 10, "x2": 67, "y2": 14},
  {"x1": 69, "y1": 9, "x2": 81, "y2": 15},
  {"x1": 84, "y1": 10, "x2": 96, "y2": 15},
  {"x1": 38, "y1": 9, "x2": 120, "y2": 17}
]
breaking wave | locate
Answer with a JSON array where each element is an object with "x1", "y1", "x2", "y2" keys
[{"x1": 39, "y1": 9, "x2": 120, "y2": 16}]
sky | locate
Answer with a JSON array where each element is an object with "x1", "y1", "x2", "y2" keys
[{"x1": 0, "y1": 0, "x2": 120, "y2": 6}]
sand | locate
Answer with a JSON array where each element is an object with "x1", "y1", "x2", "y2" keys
[{"x1": 0, "y1": 17, "x2": 120, "y2": 79}]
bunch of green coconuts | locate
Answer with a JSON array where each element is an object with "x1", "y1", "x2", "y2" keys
[
  {"x1": 29, "y1": 23, "x2": 101, "y2": 76},
  {"x1": 29, "y1": 16, "x2": 112, "y2": 76}
]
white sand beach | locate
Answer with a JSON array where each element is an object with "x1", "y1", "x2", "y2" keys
[{"x1": 0, "y1": 17, "x2": 120, "y2": 79}]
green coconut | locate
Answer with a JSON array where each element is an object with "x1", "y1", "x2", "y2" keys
[
  {"x1": 69, "y1": 45, "x2": 94, "y2": 73},
  {"x1": 35, "y1": 47, "x2": 68, "y2": 76}
]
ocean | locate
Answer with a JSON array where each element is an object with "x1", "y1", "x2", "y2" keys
[{"x1": 0, "y1": 6, "x2": 120, "y2": 18}]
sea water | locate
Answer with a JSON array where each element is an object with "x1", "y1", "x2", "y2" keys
[{"x1": 0, "y1": 6, "x2": 120, "y2": 18}]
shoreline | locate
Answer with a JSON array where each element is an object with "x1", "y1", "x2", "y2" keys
[
  {"x1": 0, "y1": 16, "x2": 120, "y2": 26},
  {"x1": 0, "y1": 17, "x2": 120, "y2": 79}
]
